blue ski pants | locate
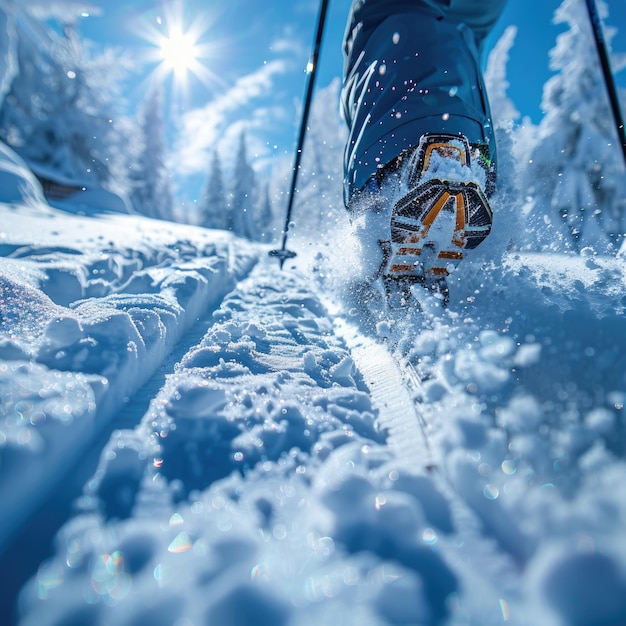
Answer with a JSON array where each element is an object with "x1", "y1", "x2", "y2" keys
[{"x1": 342, "y1": 0, "x2": 508, "y2": 202}]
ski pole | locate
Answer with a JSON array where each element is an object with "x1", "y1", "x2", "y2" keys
[
  {"x1": 585, "y1": 0, "x2": 626, "y2": 168},
  {"x1": 269, "y1": 0, "x2": 330, "y2": 267}
]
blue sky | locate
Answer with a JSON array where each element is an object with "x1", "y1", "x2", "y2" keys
[{"x1": 75, "y1": 0, "x2": 626, "y2": 202}]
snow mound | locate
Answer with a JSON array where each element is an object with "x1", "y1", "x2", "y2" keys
[{"x1": 0, "y1": 203, "x2": 257, "y2": 552}]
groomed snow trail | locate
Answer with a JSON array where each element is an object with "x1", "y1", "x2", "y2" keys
[
  {"x1": 0, "y1": 223, "x2": 256, "y2": 551},
  {"x1": 13, "y1": 258, "x2": 510, "y2": 626},
  {"x1": 0, "y1": 203, "x2": 260, "y2": 623}
]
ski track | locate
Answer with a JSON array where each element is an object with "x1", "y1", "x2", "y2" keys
[
  {"x1": 10, "y1": 254, "x2": 521, "y2": 626},
  {"x1": 14, "y1": 262, "x2": 376, "y2": 625},
  {"x1": 0, "y1": 212, "x2": 257, "y2": 555},
  {"x1": 0, "y1": 309, "x2": 248, "y2": 625},
  {"x1": 337, "y1": 319, "x2": 433, "y2": 467}
]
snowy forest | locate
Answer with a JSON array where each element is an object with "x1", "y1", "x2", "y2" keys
[
  {"x1": 1, "y1": 0, "x2": 624, "y2": 248},
  {"x1": 0, "y1": 0, "x2": 625, "y2": 248},
  {"x1": 0, "y1": 0, "x2": 347, "y2": 241},
  {"x1": 3, "y1": 0, "x2": 626, "y2": 625}
]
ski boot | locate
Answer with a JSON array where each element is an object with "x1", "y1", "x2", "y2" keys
[{"x1": 379, "y1": 133, "x2": 495, "y2": 306}]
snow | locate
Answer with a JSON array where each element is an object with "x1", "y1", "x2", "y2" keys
[
  {"x1": 0, "y1": 142, "x2": 45, "y2": 205},
  {"x1": 2, "y1": 1, "x2": 626, "y2": 624},
  {"x1": 3, "y1": 141, "x2": 626, "y2": 626}
]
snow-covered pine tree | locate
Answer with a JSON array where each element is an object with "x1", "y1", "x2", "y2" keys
[
  {"x1": 485, "y1": 26, "x2": 520, "y2": 130},
  {"x1": 0, "y1": 9, "x2": 128, "y2": 194},
  {"x1": 198, "y1": 150, "x2": 230, "y2": 230},
  {"x1": 281, "y1": 79, "x2": 346, "y2": 238},
  {"x1": 230, "y1": 131, "x2": 257, "y2": 239},
  {"x1": 254, "y1": 181, "x2": 274, "y2": 242},
  {"x1": 523, "y1": 0, "x2": 626, "y2": 252},
  {"x1": 0, "y1": 5, "x2": 17, "y2": 106},
  {"x1": 129, "y1": 86, "x2": 174, "y2": 221},
  {"x1": 482, "y1": 25, "x2": 529, "y2": 253}
]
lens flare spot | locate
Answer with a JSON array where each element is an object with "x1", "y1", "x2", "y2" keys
[
  {"x1": 499, "y1": 598, "x2": 511, "y2": 621},
  {"x1": 251, "y1": 563, "x2": 269, "y2": 580},
  {"x1": 169, "y1": 512, "x2": 184, "y2": 527},
  {"x1": 168, "y1": 531, "x2": 192, "y2": 553},
  {"x1": 501, "y1": 460, "x2": 516, "y2": 475},
  {"x1": 484, "y1": 484, "x2": 499, "y2": 500}
]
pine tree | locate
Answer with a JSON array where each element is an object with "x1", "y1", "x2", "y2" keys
[
  {"x1": 484, "y1": 26, "x2": 520, "y2": 129},
  {"x1": 280, "y1": 79, "x2": 347, "y2": 238},
  {"x1": 0, "y1": 6, "x2": 17, "y2": 106},
  {"x1": 230, "y1": 131, "x2": 256, "y2": 239},
  {"x1": 199, "y1": 150, "x2": 229, "y2": 230},
  {"x1": 523, "y1": 0, "x2": 626, "y2": 251},
  {"x1": 0, "y1": 12, "x2": 129, "y2": 191},
  {"x1": 254, "y1": 182, "x2": 273, "y2": 242},
  {"x1": 129, "y1": 87, "x2": 174, "y2": 221}
]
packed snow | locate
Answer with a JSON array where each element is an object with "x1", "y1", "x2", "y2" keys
[{"x1": 3, "y1": 0, "x2": 626, "y2": 624}]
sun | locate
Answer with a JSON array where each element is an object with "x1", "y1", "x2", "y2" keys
[
  {"x1": 159, "y1": 27, "x2": 200, "y2": 78},
  {"x1": 134, "y1": 4, "x2": 224, "y2": 99}
]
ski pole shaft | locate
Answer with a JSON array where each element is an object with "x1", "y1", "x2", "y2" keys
[
  {"x1": 585, "y1": 0, "x2": 626, "y2": 168},
  {"x1": 270, "y1": 0, "x2": 330, "y2": 267}
]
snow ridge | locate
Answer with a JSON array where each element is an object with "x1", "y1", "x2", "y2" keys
[{"x1": 0, "y1": 205, "x2": 256, "y2": 553}]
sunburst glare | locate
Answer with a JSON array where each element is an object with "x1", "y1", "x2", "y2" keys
[
  {"x1": 134, "y1": 2, "x2": 225, "y2": 101},
  {"x1": 159, "y1": 27, "x2": 199, "y2": 77}
]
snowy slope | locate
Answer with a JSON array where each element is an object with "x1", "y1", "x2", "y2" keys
[{"x1": 2, "y1": 188, "x2": 626, "y2": 626}]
